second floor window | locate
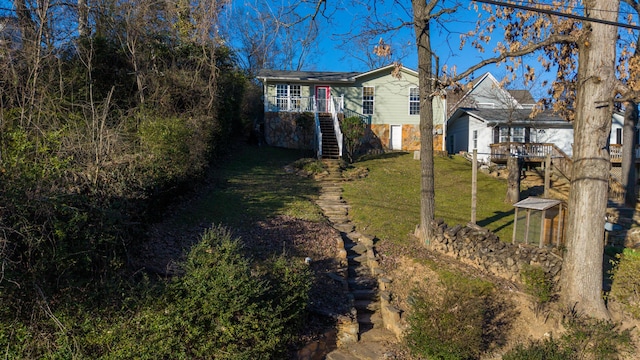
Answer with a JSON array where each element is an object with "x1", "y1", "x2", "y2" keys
[
  {"x1": 363, "y1": 86, "x2": 374, "y2": 115},
  {"x1": 409, "y1": 87, "x2": 420, "y2": 115}
]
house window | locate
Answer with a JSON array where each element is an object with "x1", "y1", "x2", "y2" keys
[
  {"x1": 499, "y1": 127, "x2": 510, "y2": 143},
  {"x1": 473, "y1": 130, "x2": 478, "y2": 150},
  {"x1": 275, "y1": 84, "x2": 301, "y2": 110},
  {"x1": 362, "y1": 86, "x2": 374, "y2": 115},
  {"x1": 409, "y1": 87, "x2": 420, "y2": 115},
  {"x1": 499, "y1": 127, "x2": 525, "y2": 142},
  {"x1": 512, "y1": 127, "x2": 525, "y2": 143},
  {"x1": 616, "y1": 128, "x2": 622, "y2": 144}
]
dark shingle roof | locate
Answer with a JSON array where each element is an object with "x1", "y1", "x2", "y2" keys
[
  {"x1": 460, "y1": 108, "x2": 570, "y2": 127},
  {"x1": 508, "y1": 90, "x2": 536, "y2": 105},
  {"x1": 257, "y1": 69, "x2": 360, "y2": 82}
]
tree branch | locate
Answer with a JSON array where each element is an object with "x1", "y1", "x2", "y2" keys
[{"x1": 448, "y1": 34, "x2": 575, "y2": 84}]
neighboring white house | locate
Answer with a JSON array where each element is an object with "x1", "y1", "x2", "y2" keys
[
  {"x1": 447, "y1": 107, "x2": 573, "y2": 163},
  {"x1": 444, "y1": 72, "x2": 574, "y2": 164}
]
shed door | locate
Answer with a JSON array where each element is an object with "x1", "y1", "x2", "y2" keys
[{"x1": 390, "y1": 125, "x2": 402, "y2": 150}]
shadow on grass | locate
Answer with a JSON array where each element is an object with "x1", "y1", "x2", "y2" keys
[
  {"x1": 174, "y1": 145, "x2": 323, "y2": 228},
  {"x1": 358, "y1": 151, "x2": 410, "y2": 161},
  {"x1": 477, "y1": 210, "x2": 515, "y2": 237}
]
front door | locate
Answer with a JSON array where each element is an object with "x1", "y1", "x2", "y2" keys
[
  {"x1": 316, "y1": 86, "x2": 330, "y2": 113},
  {"x1": 390, "y1": 125, "x2": 402, "y2": 150}
]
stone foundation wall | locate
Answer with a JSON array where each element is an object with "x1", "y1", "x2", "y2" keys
[
  {"x1": 368, "y1": 123, "x2": 442, "y2": 152},
  {"x1": 402, "y1": 124, "x2": 420, "y2": 151},
  {"x1": 428, "y1": 219, "x2": 563, "y2": 284},
  {"x1": 264, "y1": 112, "x2": 315, "y2": 150}
]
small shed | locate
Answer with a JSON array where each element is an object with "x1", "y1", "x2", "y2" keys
[{"x1": 512, "y1": 197, "x2": 565, "y2": 248}]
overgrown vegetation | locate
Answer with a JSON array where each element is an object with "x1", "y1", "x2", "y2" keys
[
  {"x1": 405, "y1": 271, "x2": 496, "y2": 360},
  {"x1": 520, "y1": 264, "x2": 555, "y2": 314},
  {"x1": 0, "y1": 226, "x2": 311, "y2": 358},
  {"x1": 503, "y1": 309, "x2": 633, "y2": 360},
  {"x1": 609, "y1": 248, "x2": 640, "y2": 319},
  {"x1": 0, "y1": 1, "x2": 269, "y2": 356}
]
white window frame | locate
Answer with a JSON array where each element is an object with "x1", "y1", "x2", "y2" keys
[
  {"x1": 409, "y1": 87, "x2": 420, "y2": 115},
  {"x1": 275, "y1": 84, "x2": 301, "y2": 110},
  {"x1": 512, "y1": 127, "x2": 525, "y2": 143},
  {"x1": 362, "y1": 86, "x2": 374, "y2": 115},
  {"x1": 472, "y1": 130, "x2": 478, "y2": 150},
  {"x1": 499, "y1": 127, "x2": 525, "y2": 143}
]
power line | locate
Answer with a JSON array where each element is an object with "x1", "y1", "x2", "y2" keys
[{"x1": 474, "y1": 0, "x2": 640, "y2": 31}]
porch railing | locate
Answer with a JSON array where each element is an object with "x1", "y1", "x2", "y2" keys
[
  {"x1": 264, "y1": 95, "x2": 345, "y2": 113},
  {"x1": 329, "y1": 97, "x2": 343, "y2": 157},
  {"x1": 315, "y1": 113, "x2": 322, "y2": 158},
  {"x1": 609, "y1": 144, "x2": 640, "y2": 163},
  {"x1": 490, "y1": 142, "x2": 556, "y2": 162},
  {"x1": 265, "y1": 96, "x2": 315, "y2": 112}
]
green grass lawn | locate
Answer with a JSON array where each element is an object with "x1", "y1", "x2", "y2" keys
[
  {"x1": 342, "y1": 152, "x2": 515, "y2": 244},
  {"x1": 173, "y1": 145, "x2": 324, "y2": 228},
  {"x1": 176, "y1": 146, "x2": 515, "y2": 245}
]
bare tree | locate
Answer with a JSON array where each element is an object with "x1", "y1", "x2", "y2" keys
[{"x1": 220, "y1": 0, "x2": 322, "y2": 73}]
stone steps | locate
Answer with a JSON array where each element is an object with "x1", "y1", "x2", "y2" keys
[{"x1": 302, "y1": 159, "x2": 400, "y2": 360}]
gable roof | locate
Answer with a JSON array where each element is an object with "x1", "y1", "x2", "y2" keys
[
  {"x1": 449, "y1": 107, "x2": 570, "y2": 128},
  {"x1": 446, "y1": 73, "x2": 506, "y2": 116},
  {"x1": 354, "y1": 64, "x2": 418, "y2": 79},
  {"x1": 257, "y1": 64, "x2": 418, "y2": 84},
  {"x1": 446, "y1": 72, "x2": 537, "y2": 116},
  {"x1": 508, "y1": 90, "x2": 536, "y2": 105}
]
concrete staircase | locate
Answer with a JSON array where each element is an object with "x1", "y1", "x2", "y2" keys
[{"x1": 319, "y1": 114, "x2": 340, "y2": 159}]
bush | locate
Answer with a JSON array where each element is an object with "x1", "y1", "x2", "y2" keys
[
  {"x1": 291, "y1": 158, "x2": 326, "y2": 174},
  {"x1": 137, "y1": 113, "x2": 195, "y2": 182},
  {"x1": 609, "y1": 248, "x2": 640, "y2": 318},
  {"x1": 405, "y1": 271, "x2": 495, "y2": 360},
  {"x1": 561, "y1": 310, "x2": 633, "y2": 360},
  {"x1": 502, "y1": 310, "x2": 633, "y2": 360},
  {"x1": 520, "y1": 264, "x2": 554, "y2": 315},
  {"x1": 341, "y1": 116, "x2": 366, "y2": 163},
  {"x1": 502, "y1": 337, "x2": 573, "y2": 360},
  {"x1": 90, "y1": 226, "x2": 312, "y2": 359}
]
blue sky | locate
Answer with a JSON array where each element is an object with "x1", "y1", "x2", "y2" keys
[{"x1": 307, "y1": 0, "x2": 546, "y2": 90}]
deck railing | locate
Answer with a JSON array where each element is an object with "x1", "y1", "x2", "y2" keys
[
  {"x1": 489, "y1": 142, "x2": 556, "y2": 162},
  {"x1": 609, "y1": 144, "x2": 640, "y2": 163},
  {"x1": 490, "y1": 142, "x2": 633, "y2": 201},
  {"x1": 490, "y1": 142, "x2": 573, "y2": 179}
]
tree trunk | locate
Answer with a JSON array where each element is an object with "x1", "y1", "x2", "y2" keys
[
  {"x1": 560, "y1": 0, "x2": 619, "y2": 320},
  {"x1": 78, "y1": 0, "x2": 89, "y2": 38},
  {"x1": 622, "y1": 101, "x2": 638, "y2": 207},
  {"x1": 505, "y1": 155, "x2": 521, "y2": 204},
  {"x1": 412, "y1": 0, "x2": 436, "y2": 245}
]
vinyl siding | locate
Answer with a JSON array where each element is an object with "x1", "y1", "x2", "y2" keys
[{"x1": 345, "y1": 69, "x2": 419, "y2": 125}]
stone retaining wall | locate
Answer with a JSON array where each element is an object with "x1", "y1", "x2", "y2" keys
[{"x1": 428, "y1": 219, "x2": 563, "y2": 284}]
